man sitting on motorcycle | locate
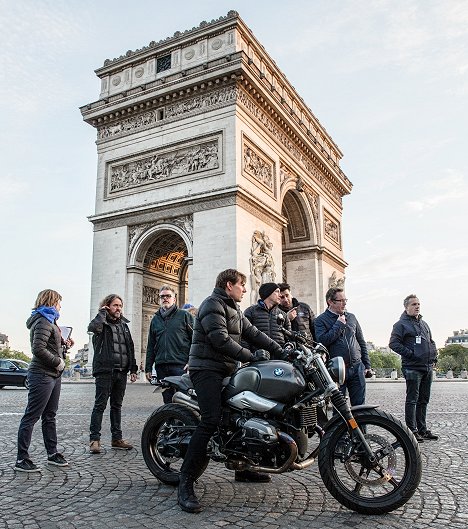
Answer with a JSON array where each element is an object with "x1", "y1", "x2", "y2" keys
[{"x1": 178, "y1": 269, "x2": 283, "y2": 513}]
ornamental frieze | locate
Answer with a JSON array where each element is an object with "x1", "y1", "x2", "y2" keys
[
  {"x1": 237, "y1": 89, "x2": 343, "y2": 205},
  {"x1": 323, "y1": 211, "x2": 341, "y2": 248},
  {"x1": 108, "y1": 138, "x2": 220, "y2": 195},
  {"x1": 143, "y1": 285, "x2": 160, "y2": 305},
  {"x1": 242, "y1": 137, "x2": 275, "y2": 195},
  {"x1": 97, "y1": 85, "x2": 237, "y2": 141}
]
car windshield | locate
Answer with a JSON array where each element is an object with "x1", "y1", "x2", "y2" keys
[{"x1": 10, "y1": 360, "x2": 29, "y2": 369}]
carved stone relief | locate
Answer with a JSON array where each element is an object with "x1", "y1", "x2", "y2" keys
[
  {"x1": 329, "y1": 271, "x2": 345, "y2": 289},
  {"x1": 249, "y1": 230, "x2": 276, "y2": 304},
  {"x1": 97, "y1": 85, "x2": 237, "y2": 141},
  {"x1": 143, "y1": 285, "x2": 160, "y2": 305},
  {"x1": 242, "y1": 137, "x2": 275, "y2": 195},
  {"x1": 108, "y1": 137, "x2": 220, "y2": 196},
  {"x1": 323, "y1": 211, "x2": 341, "y2": 248},
  {"x1": 237, "y1": 89, "x2": 343, "y2": 204}
]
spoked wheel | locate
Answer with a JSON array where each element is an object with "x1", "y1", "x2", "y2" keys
[
  {"x1": 141, "y1": 403, "x2": 202, "y2": 485},
  {"x1": 318, "y1": 408, "x2": 422, "y2": 514}
]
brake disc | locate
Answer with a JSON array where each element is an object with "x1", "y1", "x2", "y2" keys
[{"x1": 343, "y1": 433, "x2": 397, "y2": 486}]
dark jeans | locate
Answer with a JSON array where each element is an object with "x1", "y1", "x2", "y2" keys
[
  {"x1": 180, "y1": 369, "x2": 224, "y2": 479},
  {"x1": 17, "y1": 371, "x2": 62, "y2": 461},
  {"x1": 402, "y1": 367, "x2": 433, "y2": 433},
  {"x1": 155, "y1": 364, "x2": 185, "y2": 404},
  {"x1": 339, "y1": 361, "x2": 366, "y2": 406},
  {"x1": 90, "y1": 371, "x2": 127, "y2": 441}
]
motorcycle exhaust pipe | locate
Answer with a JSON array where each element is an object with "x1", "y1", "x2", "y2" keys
[
  {"x1": 244, "y1": 431, "x2": 298, "y2": 474},
  {"x1": 172, "y1": 391, "x2": 200, "y2": 414}
]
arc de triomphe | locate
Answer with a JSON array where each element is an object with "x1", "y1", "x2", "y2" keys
[{"x1": 80, "y1": 10, "x2": 352, "y2": 365}]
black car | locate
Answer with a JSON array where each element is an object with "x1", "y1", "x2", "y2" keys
[{"x1": 0, "y1": 359, "x2": 29, "y2": 389}]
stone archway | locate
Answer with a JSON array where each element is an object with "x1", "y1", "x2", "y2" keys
[
  {"x1": 140, "y1": 230, "x2": 189, "y2": 355},
  {"x1": 281, "y1": 189, "x2": 321, "y2": 314}
]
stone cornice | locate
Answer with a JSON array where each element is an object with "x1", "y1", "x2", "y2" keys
[{"x1": 282, "y1": 245, "x2": 348, "y2": 269}]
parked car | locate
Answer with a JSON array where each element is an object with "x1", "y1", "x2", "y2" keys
[{"x1": 0, "y1": 359, "x2": 29, "y2": 389}]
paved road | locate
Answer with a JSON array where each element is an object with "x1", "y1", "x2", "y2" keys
[{"x1": 0, "y1": 380, "x2": 466, "y2": 529}]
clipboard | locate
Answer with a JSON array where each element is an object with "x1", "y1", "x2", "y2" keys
[{"x1": 60, "y1": 326, "x2": 73, "y2": 341}]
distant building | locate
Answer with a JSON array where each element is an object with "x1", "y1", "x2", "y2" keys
[
  {"x1": 73, "y1": 344, "x2": 89, "y2": 364},
  {"x1": 366, "y1": 342, "x2": 391, "y2": 354},
  {"x1": 445, "y1": 329, "x2": 468, "y2": 348},
  {"x1": 0, "y1": 333, "x2": 9, "y2": 350}
]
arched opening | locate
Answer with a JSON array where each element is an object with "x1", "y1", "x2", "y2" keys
[{"x1": 140, "y1": 229, "x2": 189, "y2": 354}]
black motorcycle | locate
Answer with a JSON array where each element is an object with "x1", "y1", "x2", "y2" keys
[{"x1": 141, "y1": 333, "x2": 422, "y2": 514}]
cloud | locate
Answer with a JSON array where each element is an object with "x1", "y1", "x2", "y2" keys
[{"x1": 0, "y1": 174, "x2": 29, "y2": 199}]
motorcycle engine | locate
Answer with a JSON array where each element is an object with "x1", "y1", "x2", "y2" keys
[{"x1": 241, "y1": 418, "x2": 278, "y2": 444}]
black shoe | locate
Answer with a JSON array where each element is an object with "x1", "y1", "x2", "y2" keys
[
  {"x1": 14, "y1": 459, "x2": 40, "y2": 473},
  {"x1": 413, "y1": 431, "x2": 425, "y2": 443},
  {"x1": 235, "y1": 470, "x2": 271, "y2": 483},
  {"x1": 47, "y1": 453, "x2": 69, "y2": 467},
  {"x1": 178, "y1": 473, "x2": 203, "y2": 513},
  {"x1": 420, "y1": 430, "x2": 439, "y2": 440}
]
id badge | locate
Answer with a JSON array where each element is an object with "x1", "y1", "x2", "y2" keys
[{"x1": 415, "y1": 336, "x2": 422, "y2": 344}]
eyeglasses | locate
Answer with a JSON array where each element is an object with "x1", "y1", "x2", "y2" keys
[
  {"x1": 332, "y1": 299, "x2": 348, "y2": 303},
  {"x1": 159, "y1": 294, "x2": 173, "y2": 299}
]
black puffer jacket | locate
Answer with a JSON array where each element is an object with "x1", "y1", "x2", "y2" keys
[
  {"x1": 389, "y1": 312, "x2": 438, "y2": 371},
  {"x1": 88, "y1": 309, "x2": 138, "y2": 377},
  {"x1": 280, "y1": 298, "x2": 315, "y2": 340},
  {"x1": 243, "y1": 301, "x2": 290, "y2": 355},
  {"x1": 188, "y1": 288, "x2": 283, "y2": 375},
  {"x1": 26, "y1": 313, "x2": 64, "y2": 377}
]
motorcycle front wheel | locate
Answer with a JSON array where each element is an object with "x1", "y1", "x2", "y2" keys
[
  {"x1": 141, "y1": 403, "x2": 202, "y2": 485},
  {"x1": 318, "y1": 408, "x2": 422, "y2": 514}
]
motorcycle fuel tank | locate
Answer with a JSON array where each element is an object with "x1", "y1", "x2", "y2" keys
[{"x1": 224, "y1": 360, "x2": 306, "y2": 403}]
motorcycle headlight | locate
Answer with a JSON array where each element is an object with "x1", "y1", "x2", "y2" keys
[{"x1": 327, "y1": 357, "x2": 345, "y2": 385}]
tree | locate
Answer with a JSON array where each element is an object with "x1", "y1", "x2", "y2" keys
[
  {"x1": 369, "y1": 350, "x2": 401, "y2": 375},
  {"x1": 0, "y1": 348, "x2": 31, "y2": 363},
  {"x1": 437, "y1": 344, "x2": 468, "y2": 374}
]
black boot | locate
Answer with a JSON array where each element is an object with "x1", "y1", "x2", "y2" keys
[
  {"x1": 178, "y1": 473, "x2": 203, "y2": 513},
  {"x1": 235, "y1": 469, "x2": 271, "y2": 483}
]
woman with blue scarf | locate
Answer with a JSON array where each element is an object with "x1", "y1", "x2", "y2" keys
[{"x1": 14, "y1": 289, "x2": 74, "y2": 472}]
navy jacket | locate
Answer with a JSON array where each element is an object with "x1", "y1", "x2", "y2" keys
[
  {"x1": 314, "y1": 309, "x2": 370, "y2": 368},
  {"x1": 389, "y1": 312, "x2": 437, "y2": 371}
]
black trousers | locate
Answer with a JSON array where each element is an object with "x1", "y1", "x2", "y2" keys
[
  {"x1": 17, "y1": 371, "x2": 62, "y2": 460},
  {"x1": 90, "y1": 371, "x2": 127, "y2": 441},
  {"x1": 155, "y1": 364, "x2": 185, "y2": 404},
  {"x1": 180, "y1": 369, "x2": 224, "y2": 479}
]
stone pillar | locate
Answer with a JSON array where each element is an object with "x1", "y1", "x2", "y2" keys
[{"x1": 126, "y1": 266, "x2": 144, "y2": 365}]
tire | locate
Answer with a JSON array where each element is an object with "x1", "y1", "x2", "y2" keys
[
  {"x1": 23, "y1": 377, "x2": 29, "y2": 389},
  {"x1": 141, "y1": 403, "x2": 203, "y2": 486},
  {"x1": 0, "y1": 386, "x2": 4, "y2": 390},
  {"x1": 318, "y1": 408, "x2": 422, "y2": 514}
]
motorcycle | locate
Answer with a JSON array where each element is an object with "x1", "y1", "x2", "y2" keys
[{"x1": 141, "y1": 330, "x2": 422, "y2": 514}]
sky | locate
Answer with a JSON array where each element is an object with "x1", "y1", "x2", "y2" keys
[{"x1": 1, "y1": 0, "x2": 467, "y2": 356}]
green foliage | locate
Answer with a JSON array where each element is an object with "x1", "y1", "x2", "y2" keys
[
  {"x1": 437, "y1": 344, "x2": 468, "y2": 373},
  {"x1": 0, "y1": 348, "x2": 31, "y2": 363},
  {"x1": 369, "y1": 350, "x2": 401, "y2": 371}
]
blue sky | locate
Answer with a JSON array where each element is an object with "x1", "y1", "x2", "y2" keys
[{"x1": 1, "y1": 0, "x2": 467, "y2": 355}]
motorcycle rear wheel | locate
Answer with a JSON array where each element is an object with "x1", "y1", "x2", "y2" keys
[
  {"x1": 141, "y1": 403, "x2": 202, "y2": 485},
  {"x1": 318, "y1": 408, "x2": 422, "y2": 514}
]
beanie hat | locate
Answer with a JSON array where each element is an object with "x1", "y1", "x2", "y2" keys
[
  {"x1": 259, "y1": 282, "x2": 279, "y2": 300},
  {"x1": 182, "y1": 303, "x2": 194, "y2": 309}
]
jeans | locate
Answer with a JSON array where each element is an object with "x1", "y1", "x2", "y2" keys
[
  {"x1": 180, "y1": 369, "x2": 225, "y2": 479},
  {"x1": 90, "y1": 371, "x2": 127, "y2": 441},
  {"x1": 17, "y1": 371, "x2": 62, "y2": 461},
  {"x1": 402, "y1": 367, "x2": 433, "y2": 433},
  {"x1": 155, "y1": 364, "x2": 185, "y2": 404},
  {"x1": 339, "y1": 361, "x2": 366, "y2": 406}
]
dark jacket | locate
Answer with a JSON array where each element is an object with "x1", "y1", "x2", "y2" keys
[
  {"x1": 389, "y1": 312, "x2": 438, "y2": 371},
  {"x1": 314, "y1": 309, "x2": 370, "y2": 369},
  {"x1": 188, "y1": 287, "x2": 283, "y2": 375},
  {"x1": 88, "y1": 309, "x2": 138, "y2": 377},
  {"x1": 26, "y1": 313, "x2": 64, "y2": 377},
  {"x1": 145, "y1": 306, "x2": 194, "y2": 371},
  {"x1": 280, "y1": 298, "x2": 315, "y2": 340},
  {"x1": 243, "y1": 301, "x2": 290, "y2": 355}
]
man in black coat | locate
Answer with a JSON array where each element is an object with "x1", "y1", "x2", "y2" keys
[
  {"x1": 278, "y1": 283, "x2": 316, "y2": 341},
  {"x1": 389, "y1": 294, "x2": 438, "y2": 443},
  {"x1": 178, "y1": 269, "x2": 283, "y2": 513},
  {"x1": 243, "y1": 282, "x2": 291, "y2": 354},
  {"x1": 88, "y1": 294, "x2": 138, "y2": 454}
]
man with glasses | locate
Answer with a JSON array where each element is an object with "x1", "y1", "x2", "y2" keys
[
  {"x1": 145, "y1": 285, "x2": 194, "y2": 404},
  {"x1": 389, "y1": 294, "x2": 438, "y2": 442},
  {"x1": 314, "y1": 287, "x2": 372, "y2": 406}
]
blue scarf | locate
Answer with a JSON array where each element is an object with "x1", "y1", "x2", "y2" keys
[{"x1": 32, "y1": 306, "x2": 60, "y2": 323}]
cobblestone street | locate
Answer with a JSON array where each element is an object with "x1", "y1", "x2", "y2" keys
[{"x1": 0, "y1": 380, "x2": 466, "y2": 529}]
